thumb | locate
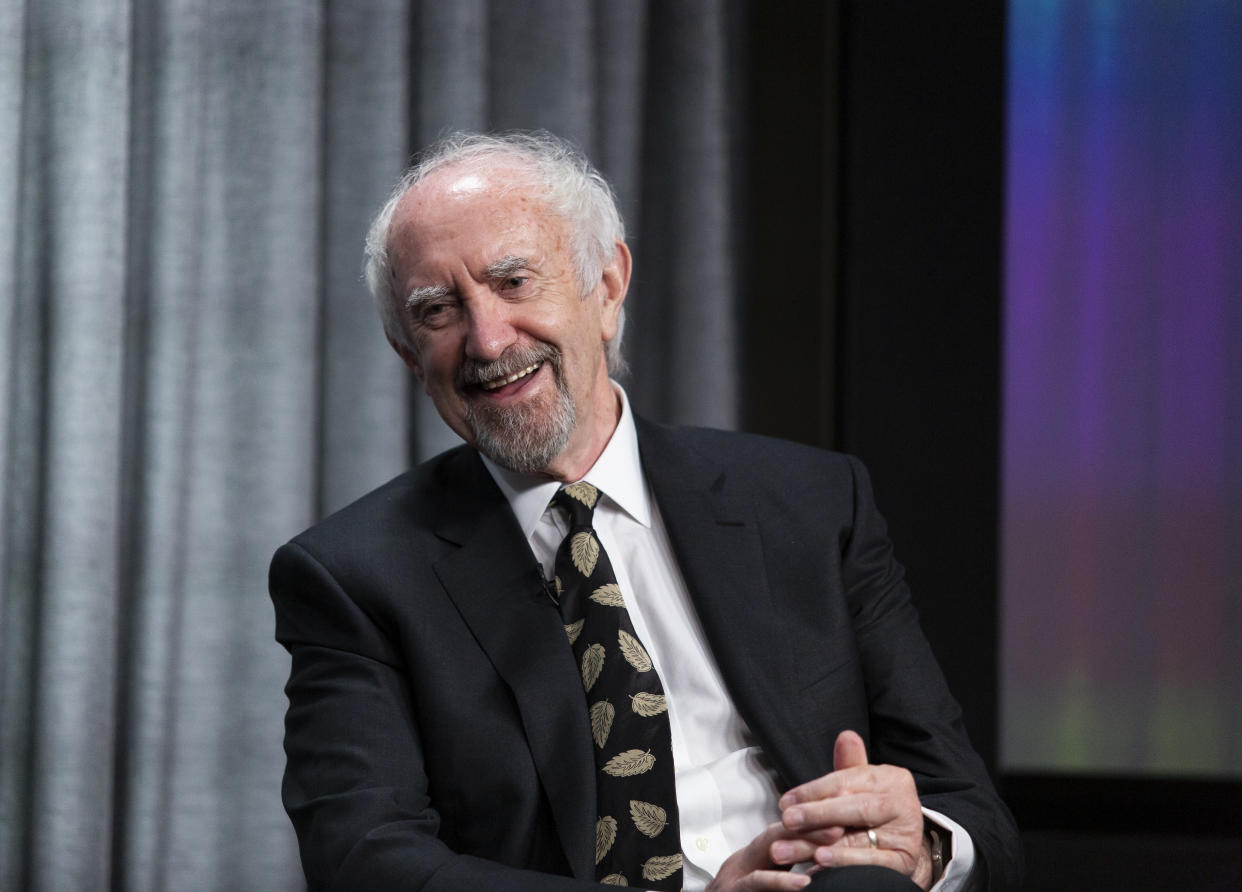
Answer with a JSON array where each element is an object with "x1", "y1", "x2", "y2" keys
[{"x1": 833, "y1": 729, "x2": 869, "y2": 771}]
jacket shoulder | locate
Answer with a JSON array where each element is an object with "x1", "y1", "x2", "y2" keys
[
  {"x1": 637, "y1": 418, "x2": 861, "y2": 482},
  {"x1": 280, "y1": 444, "x2": 485, "y2": 565}
]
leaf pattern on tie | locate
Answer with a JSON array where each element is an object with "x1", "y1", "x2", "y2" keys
[
  {"x1": 590, "y1": 700, "x2": 615, "y2": 748},
  {"x1": 629, "y1": 692, "x2": 667, "y2": 716},
  {"x1": 590, "y1": 583, "x2": 625, "y2": 607},
  {"x1": 550, "y1": 482, "x2": 679, "y2": 886},
  {"x1": 618, "y1": 630, "x2": 652, "y2": 672},
  {"x1": 595, "y1": 816, "x2": 618, "y2": 864},
  {"x1": 641, "y1": 854, "x2": 683, "y2": 882},
  {"x1": 563, "y1": 481, "x2": 599, "y2": 508},
  {"x1": 570, "y1": 532, "x2": 600, "y2": 576},
  {"x1": 630, "y1": 800, "x2": 668, "y2": 838},
  {"x1": 603, "y1": 749, "x2": 655, "y2": 777},
  {"x1": 581, "y1": 644, "x2": 605, "y2": 691}
]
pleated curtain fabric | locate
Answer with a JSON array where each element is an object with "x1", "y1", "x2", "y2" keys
[{"x1": 1, "y1": 1, "x2": 743, "y2": 888}]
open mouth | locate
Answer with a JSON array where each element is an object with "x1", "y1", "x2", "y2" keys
[{"x1": 479, "y1": 361, "x2": 541, "y2": 392}]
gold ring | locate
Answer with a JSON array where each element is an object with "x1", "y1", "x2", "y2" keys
[{"x1": 866, "y1": 828, "x2": 879, "y2": 849}]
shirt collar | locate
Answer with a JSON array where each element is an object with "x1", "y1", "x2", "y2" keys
[{"x1": 481, "y1": 383, "x2": 653, "y2": 538}]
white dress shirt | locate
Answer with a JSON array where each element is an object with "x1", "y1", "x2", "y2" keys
[{"x1": 482, "y1": 386, "x2": 973, "y2": 890}]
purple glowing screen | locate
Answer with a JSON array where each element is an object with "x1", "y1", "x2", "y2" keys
[{"x1": 1001, "y1": 0, "x2": 1242, "y2": 776}]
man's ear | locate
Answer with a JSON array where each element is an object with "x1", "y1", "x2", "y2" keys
[
  {"x1": 387, "y1": 335, "x2": 423, "y2": 380},
  {"x1": 598, "y1": 240, "x2": 631, "y2": 343}
]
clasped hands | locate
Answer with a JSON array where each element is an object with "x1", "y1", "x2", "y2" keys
[{"x1": 706, "y1": 730, "x2": 934, "y2": 892}]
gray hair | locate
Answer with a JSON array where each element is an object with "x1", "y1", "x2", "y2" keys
[{"x1": 364, "y1": 130, "x2": 628, "y2": 375}]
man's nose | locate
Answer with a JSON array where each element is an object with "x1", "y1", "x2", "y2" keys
[{"x1": 462, "y1": 293, "x2": 517, "y2": 361}]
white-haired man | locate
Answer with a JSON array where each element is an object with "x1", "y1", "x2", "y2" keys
[{"x1": 270, "y1": 131, "x2": 1022, "y2": 892}]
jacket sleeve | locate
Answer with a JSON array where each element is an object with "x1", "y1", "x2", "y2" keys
[
  {"x1": 270, "y1": 540, "x2": 606, "y2": 892},
  {"x1": 839, "y1": 456, "x2": 1023, "y2": 891}
]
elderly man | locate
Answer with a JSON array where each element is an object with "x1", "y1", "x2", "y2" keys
[{"x1": 270, "y1": 131, "x2": 1021, "y2": 892}]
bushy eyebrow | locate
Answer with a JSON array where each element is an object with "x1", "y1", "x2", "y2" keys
[
  {"x1": 484, "y1": 255, "x2": 530, "y2": 281},
  {"x1": 405, "y1": 283, "x2": 451, "y2": 311},
  {"x1": 404, "y1": 255, "x2": 533, "y2": 311}
]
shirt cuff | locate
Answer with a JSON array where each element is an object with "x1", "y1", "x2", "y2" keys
[{"x1": 921, "y1": 806, "x2": 975, "y2": 892}]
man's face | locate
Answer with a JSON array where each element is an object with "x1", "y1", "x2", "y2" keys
[{"x1": 385, "y1": 164, "x2": 627, "y2": 478}]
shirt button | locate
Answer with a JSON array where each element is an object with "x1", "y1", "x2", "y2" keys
[{"x1": 695, "y1": 837, "x2": 710, "y2": 852}]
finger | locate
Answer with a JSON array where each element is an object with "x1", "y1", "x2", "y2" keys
[
  {"x1": 782, "y1": 762, "x2": 920, "y2": 819},
  {"x1": 837, "y1": 828, "x2": 888, "y2": 850},
  {"x1": 833, "y1": 729, "x2": 869, "y2": 772},
  {"x1": 737, "y1": 822, "x2": 806, "y2": 870},
  {"x1": 778, "y1": 729, "x2": 870, "y2": 809},
  {"x1": 813, "y1": 842, "x2": 914, "y2": 876},
  {"x1": 751, "y1": 820, "x2": 803, "y2": 851},
  {"x1": 734, "y1": 869, "x2": 813, "y2": 891},
  {"x1": 780, "y1": 765, "x2": 876, "y2": 810},
  {"x1": 760, "y1": 821, "x2": 842, "y2": 860},
  {"x1": 798, "y1": 827, "x2": 847, "y2": 847},
  {"x1": 782, "y1": 791, "x2": 887, "y2": 833},
  {"x1": 769, "y1": 837, "x2": 817, "y2": 865},
  {"x1": 809, "y1": 825, "x2": 925, "y2": 878}
]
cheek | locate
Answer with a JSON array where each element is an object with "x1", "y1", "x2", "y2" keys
[
  {"x1": 414, "y1": 338, "x2": 457, "y2": 383},
  {"x1": 560, "y1": 300, "x2": 602, "y2": 342}
]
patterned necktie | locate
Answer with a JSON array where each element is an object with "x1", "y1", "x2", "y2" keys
[{"x1": 550, "y1": 482, "x2": 683, "y2": 889}]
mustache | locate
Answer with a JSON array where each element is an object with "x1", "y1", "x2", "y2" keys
[{"x1": 456, "y1": 342, "x2": 561, "y2": 389}]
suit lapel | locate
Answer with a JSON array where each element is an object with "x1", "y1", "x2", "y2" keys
[
  {"x1": 430, "y1": 451, "x2": 596, "y2": 880},
  {"x1": 635, "y1": 420, "x2": 810, "y2": 788}
]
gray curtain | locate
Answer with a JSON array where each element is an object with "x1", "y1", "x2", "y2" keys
[{"x1": 0, "y1": 1, "x2": 742, "y2": 888}]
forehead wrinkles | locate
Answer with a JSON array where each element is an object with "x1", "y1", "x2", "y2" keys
[{"x1": 391, "y1": 179, "x2": 572, "y2": 287}]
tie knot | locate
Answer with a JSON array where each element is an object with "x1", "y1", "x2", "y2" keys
[{"x1": 551, "y1": 481, "x2": 601, "y2": 529}]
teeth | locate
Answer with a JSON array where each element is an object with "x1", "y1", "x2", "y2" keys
[{"x1": 480, "y1": 362, "x2": 540, "y2": 391}]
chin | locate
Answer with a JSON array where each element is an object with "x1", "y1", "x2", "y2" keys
[{"x1": 466, "y1": 393, "x2": 576, "y2": 475}]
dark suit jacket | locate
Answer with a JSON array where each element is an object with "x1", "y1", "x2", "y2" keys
[{"x1": 270, "y1": 418, "x2": 1022, "y2": 891}]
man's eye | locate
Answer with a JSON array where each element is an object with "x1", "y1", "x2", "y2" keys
[
  {"x1": 501, "y1": 276, "x2": 528, "y2": 290},
  {"x1": 417, "y1": 303, "x2": 453, "y2": 326}
]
